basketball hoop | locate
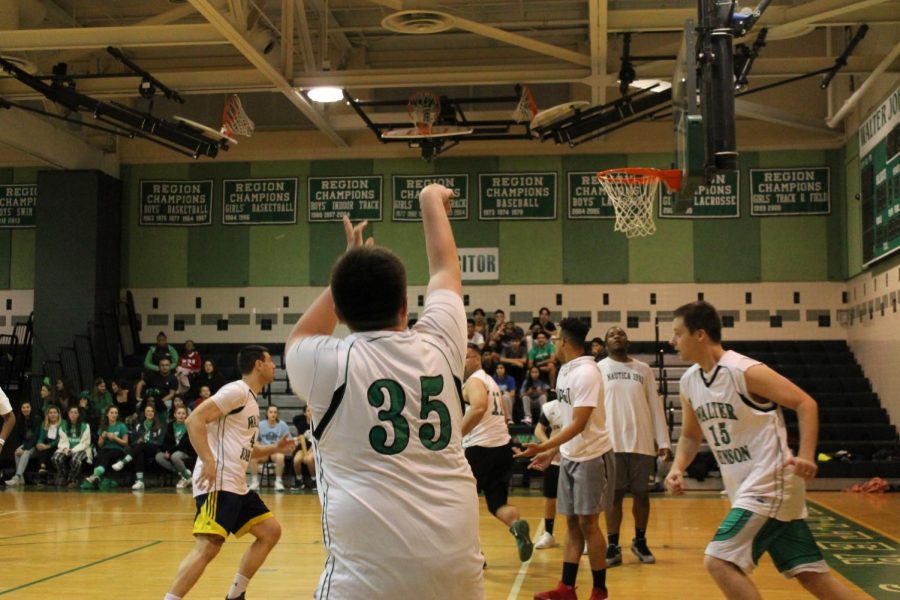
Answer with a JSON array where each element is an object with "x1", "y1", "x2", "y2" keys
[
  {"x1": 221, "y1": 94, "x2": 255, "y2": 138},
  {"x1": 511, "y1": 85, "x2": 538, "y2": 123},
  {"x1": 408, "y1": 91, "x2": 441, "y2": 135},
  {"x1": 596, "y1": 168, "x2": 682, "y2": 238}
]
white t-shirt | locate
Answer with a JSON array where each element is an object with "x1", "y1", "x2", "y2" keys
[
  {"x1": 556, "y1": 355, "x2": 612, "y2": 462},
  {"x1": 192, "y1": 380, "x2": 260, "y2": 497},
  {"x1": 468, "y1": 331, "x2": 485, "y2": 348},
  {"x1": 463, "y1": 369, "x2": 511, "y2": 449},
  {"x1": 540, "y1": 399, "x2": 565, "y2": 466},
  {"x1": 0, "y1": 386, "x2": 12, "y2": 416},
  {"x1": 286, "y1": 289, "x2": 484, "y2": 599},
  {"x1": 680, "y1": 350, "x2": 806, "y2": 521},
  {"x1": 599, "y1": 357, "x2": 670, "y2": 456}
]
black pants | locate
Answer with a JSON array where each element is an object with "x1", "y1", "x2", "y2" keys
[
  {"x1": 127, "y1": 443, "x2": 162, "y2": 472},
  {"x1": 94, "y1": 447, "x2": 126, "y2": 472}
]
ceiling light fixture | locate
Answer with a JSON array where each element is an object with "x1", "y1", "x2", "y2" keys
[{"x1": 306, "y1": 87, "x2": 344, "y2": 103}]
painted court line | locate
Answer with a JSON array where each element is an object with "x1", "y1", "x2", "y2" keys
[
  {"x1": 508, "y1": 520, "x2": 544, "y2": 600},
  {"x1": 0, "y1": 540, "x2": 162, "y2": 595}
]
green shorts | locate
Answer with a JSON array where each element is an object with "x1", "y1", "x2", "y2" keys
[{"x1": 706, "y1": 508, "x2": 829, "y2": 578}]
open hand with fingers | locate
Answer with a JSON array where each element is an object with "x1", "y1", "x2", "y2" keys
[{"x1": 342, "y1": 214, "x2": 374, "y2": 252}]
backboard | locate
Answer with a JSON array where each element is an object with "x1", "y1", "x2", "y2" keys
[{"x1": 673, "y1": 19, "x2": 705, "y2": 202}]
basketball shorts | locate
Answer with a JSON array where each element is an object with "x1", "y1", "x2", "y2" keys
[
  {"x1": 193, "y1": 490, "x2": 273, "y2": 539},
  {"x1": 557, "y1": 451, "x2": 615, "y2": 516},
  {"x1": 542, "y1": 463, "x2": 560, "y2": 499},
  {"x1": 614, "y1": 452, "x2": 655, "y2": 493},
  {"x1": 706, "y1": 508, "x2": 829, "y2": 578},
  {"x1": 465, "y1": 442, "x2": 514, "y2": 515}
]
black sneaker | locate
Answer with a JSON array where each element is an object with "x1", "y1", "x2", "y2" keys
[
  {"x1": 631, "y1": 537, "x2": 656, "y2": 564},
  {"x1": 509, "y1": 519, "x2": 533, "y2": 562},
  {"x1": 606, "y1": 542, "x2": 622, "y2": 566},
  {"x1": 225, "y1": 594, "x2": 245, "y2": 600}
]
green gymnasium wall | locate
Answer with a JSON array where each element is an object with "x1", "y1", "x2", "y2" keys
[{"x1": 2, "y1": 149, "x2": 849, "y2": 290}]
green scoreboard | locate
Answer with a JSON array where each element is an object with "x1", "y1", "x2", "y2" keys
[{"x1": 859, "y1": 84, "x2": 900, "y2": 266}]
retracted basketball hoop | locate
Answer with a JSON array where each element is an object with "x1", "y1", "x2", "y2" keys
[
  {"x1": 596, "y1": 168, "x2": 682, "y2": 238},
  {"x1": 221, "y1": 94, "x2": 255, "y2": 138},
  {"x1": 408, "y1": 90, "x2": 441, "y2": 136}
]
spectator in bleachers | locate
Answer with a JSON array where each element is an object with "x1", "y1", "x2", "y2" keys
[
  {"x1": 525, "y1": 323, "x2": 542, "y2": 353},
  {"x1": 249, "y1": 405, "x2": 291, "y2": 492},
  {"x1": 192, "y1": 385, "x2": 212, "y2": 410},
  {"x1": 34, "y1": 405, "x2": 62, "y2": 482},
  {"x1": 52, "y1": 405, "x2": 92, "y2": 487},
  {"x1": 171, "y1": 396, "x2": 191, "y2": 419},
  {"x1": 112, "y1": 381, "x2": 137, "y2": 423},
  {"x1": 156, "y1": 405, "x2": 195, "y2": 488},
  {"x1": 143, "y1": 331, "x2": 179, "y2": 373},
  {"x1": 175, "y1": 340, "x2": 202, "y2": 395},
  {"x1": 528, "y1": 331, "x2": 558, "y2": 389},
  {"x1": 467, "y1": 318, "x2": 485, "y2": 350},
  {"x1": 136, "y1": 357, "x2": 178, "y2": 411},
  {"x1": 112, "y1": 403, "x2": 165, "y2": 490},
  {"x1": 91, "y1": 378, "x2": 113, "y2": 416},
  {"x1": 4, "y1": 400, "x2": 40, "y2": 486},
  {"x1": 54, "y1": 378, "x2": 74, "y2": 411},
  {"x1": 81, "y1": 405, "x2": 129, "y2": 490},
  {"x1": 534, "y1": 306, "x2": 558, "y2": 337},
  {"x1": 472, "y1": 308, "x2": 488, "y2": 338},
  {"x1": 291, "y1": 404, "x2": 316, "y2": 490},
  {"x1": 591, "y1": 337, "x2": 605, "y2": 362},
  {"x1": 77, "y1": 392, "x2": 100, "y2": 433},
  {"x1": 499, "y1": 335, "x2": 528, "y2": 386},
  {"x1": 190, "y1": 359, "x2": 226, "y2": 400},
  {"x1": 38, "y1": 383, "x2": 55, "y2": 418},
  {"x1": 520, "y1": 366, "x2": 550, "y2": 426},
  {"x1": 481, "y1": 349, "x2": 498, "y2": 376},
  {"x1": 493, "y1": 364, "x2": 518, "y2": 425}
]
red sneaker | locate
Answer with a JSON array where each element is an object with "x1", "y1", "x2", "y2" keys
[
  {"x1": 587, "y1": 587, "x2": 608, "y2": 600},
  {"x1": 534, "y1": 582, "x2": 578, "y2": 600}
]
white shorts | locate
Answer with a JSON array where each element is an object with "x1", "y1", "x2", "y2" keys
[{"x1": 706, "y1": 508, "x2": 830, "y2": 578}]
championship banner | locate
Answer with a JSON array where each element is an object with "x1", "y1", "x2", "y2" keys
[
  {"x1": 479, "y1": 172, "x2": 557, "y2": 220},
  {"x1": 140, "y1": 180, "x2": 213, "y2": 226},
  {"x1": 0, "y1": 184, "x2": 36, "y2": 228},
  {"x1": 859, "y1": 84, "x2": 900, "y2": 266},
  {"x1": 308, "y1": 176, "x2": 383, "y2": 222},
  {"x1": 567, "y1": 172, "x2": 615, "y2": 219},
  {"x1": 222, "y1": 178, "x2": 298, "y2": 225},
  {"x1": 750, "y1": 167, "x2": 830, "y2": 216},
  {"x1": 660, "y1": 171, "x2": 740, "y2": 218},
  {"x1": 458, "y1": 247, "x2": 499, "y2": 281},
  {"x1": 392, "y1": 174, "x2": 469, "y2": 221}
]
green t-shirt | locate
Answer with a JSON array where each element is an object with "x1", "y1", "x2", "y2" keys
[
  {"x1": 101, "y1": 422, "x2": 129, "y2": 451},
  {"x1": 173, "y1": 422, "x2": 188, "y2": 445},
  {"x1": 528, "y1": 342, "x2": 556, "y2": 364}
]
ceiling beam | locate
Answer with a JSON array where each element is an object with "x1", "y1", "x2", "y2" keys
[
  {"x1": 307, "y1": 0, "x2": 352, "y2": 56},
  {"x1": 281, "y1": 0, "x2": 294, "y2": 78},
  {"x1": 588, "y1": 0, "x2": 608, "y2": 105},
  {"x1": 735, "y1": 98, "x2": 842, "y2": 136},
  {"x1": 186, "y1": 0, "x2": 346, "y2": 146},
  {"x1": 294, "y1": 0, "x2": 317, "y2": 71},
  {"x1": 0, "y1": 107, "x2": 119, "y2": 176},
  {"x1": 767, "y1": 0, "x2": 893, "y2": 39},
  {"x1": 0, "y1": 24, "x2": 228, "y2": 51}
]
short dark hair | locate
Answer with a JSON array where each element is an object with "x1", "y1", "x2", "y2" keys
[
  {"x1": 331, "y1": 247, "x2": 406, "y2": 331},
  {"x1": 494, "y1": 309, "x2": 505, "y2": 316},
  {"x1": 466, "y1": 318, "x2": 476, "y2": 325},
  {"x1": 539, "y1": 307, "x2": 551, "y2": 316},
  {"x1": 238, "y1": 345, "x2": 270, "y2": 375},
  {"x1": 673, "y1": 301, "x2": 722, "y2": 343},
  {"x1": 560, "y1": 317, "x2": 589, "y2": 347},
  {"x1": 473, "y1": 308, "x2": 485, "y2": 317},
  {"x1": 590, "y1": 337, "x2": 604, "y2": 346}
]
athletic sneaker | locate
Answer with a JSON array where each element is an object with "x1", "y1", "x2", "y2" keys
[
  {"x1": 274, "y1": 480, "x2": 285, "y2": 492},
  {"x1": 131, "y1": 480, "x2": 145, "y2": 491},
  {"x1": 510, "y1": 519, "x2": 534, "y2": 562},
  {"x1": 176, "y1": 477, "x2": 192, "y2": 489},
  {"x1": 606, "y1": 542, "x2": 622, "y2": 566},
  {"x1": 583, "y1": 542, "x2": 588, "y2": 555},
  {"x1": 534, "y1": 582, "x2": 577, "y2": 600},
  {"x1": 631, "y1": 537, "x2": 656, "y2": 563},
  {"x1": 225, "y1": 594, "x2": 245, "y2": 600},
  {"x1": 4, "y1": 474, "x2": 23, "y2": 486},
  {"x1": 112, "y1": 461, "x2": 125, "y2": 472},
  {"x1": 587, "y1": 587, "x2": 609, "y2": 600},
  {"x1": 248, "y1": 479, "x2": 260, "y2": 492},
  {"x1": 534, "y1": 531, "x2": 557, "y2": 549}
]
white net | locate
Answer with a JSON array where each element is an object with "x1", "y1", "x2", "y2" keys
[
  {"x1": 596, "y1": 170, "x2": 659, "y2": 238},
  {"x1": 222, "y1": 94, "x2": 255, "y2": 137},
  {"x1": 407, "y1": 91, "x2": 441, "y2": 134},
  {"x1": 511, "y1": 86, "x2": 538, "y2": 122}
]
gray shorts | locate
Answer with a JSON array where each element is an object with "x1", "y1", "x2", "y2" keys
[
  {"x1": 614, "y1": 452, "x2": 656, "y2": 493},
  {"x1": 557, "y1": 452, "x2": 615, "y2": 516}
]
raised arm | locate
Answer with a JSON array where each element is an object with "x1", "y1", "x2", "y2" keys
[
  {"x1": 420, "y1": 184, "x2": 462, "y2": 297},
  {"x1": 285, "y1": 215, "x2": 372, "y2": 352}
]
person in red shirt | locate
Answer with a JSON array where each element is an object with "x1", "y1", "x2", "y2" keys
[{"x1": 176, "y1": 340, "x2": 202, "y2": 395}]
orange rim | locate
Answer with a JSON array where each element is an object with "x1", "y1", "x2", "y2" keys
[{"x1": 596, "y1": 167, "x2": 683, "y2": 192}]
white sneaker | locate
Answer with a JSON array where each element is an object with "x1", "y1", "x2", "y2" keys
[
  {"x1": 175, "y1": 477, "x2": 191, "y2": 489},
  {"x1": 583, "y1": 542, "x2": 589, "y2": 555},
  {"x1": 112, "y1": 461, "x2": 125, "y2": 472},
  {"x1": 4, "y1": 474, "x2": 23, "y2": 486},
  {"x1": 249, "y1": 479, "x2": 260, "y2": 492},
  {"x1": 131, "y1": 480, "x2": 144, "y2": 490},
  {"x1": 274, "y1": 480, "x2": 285, "y2": 492},
  {"x1": 534, "y1": 531, "x2": 557, "y2": 549}
]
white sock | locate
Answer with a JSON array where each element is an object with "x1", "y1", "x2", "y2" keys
[
  {"x1": 227, "y1": 573, "x2": 250, "y2": 599},
  {"x1": 163, "y1": 594, "x2": 182, "y2": 600}
]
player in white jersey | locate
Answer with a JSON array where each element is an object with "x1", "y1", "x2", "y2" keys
[
  {"x1": 533, "y1": 395, "x2": 565, "y2": 549},
  {"x1": 517, "y1": 318, "x2": 615, "y2": 600},
  {"x1": 0, "y1": 385, "x2": 15, "y2": 463},
  {"x1": 666, "y1": 302, "x2": 857, "y2": 600},
  {"x1": 598, "y1": 326, "x2": 670, "y2": 566},
  {"x1": 462, "y1": 343, "x2": 534, "y2": 562},
  {"x1": 165, "y1": 346, "x2": 295, "y2": 600},
  {"x1": 285, "y1": 184, "x2": 484, "y2": 599}
]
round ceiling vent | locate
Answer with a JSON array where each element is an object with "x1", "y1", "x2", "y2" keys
[
  {"x1": 381, "y1": 10, "x2": 456, "y2": 35},
  {"x1": 0, "y1": 55, "x2": 38, "y2": 76}
]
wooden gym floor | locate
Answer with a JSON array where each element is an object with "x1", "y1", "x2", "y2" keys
[{"x1": 0, "y1": 489, "x2": 896, "y2": 598}]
